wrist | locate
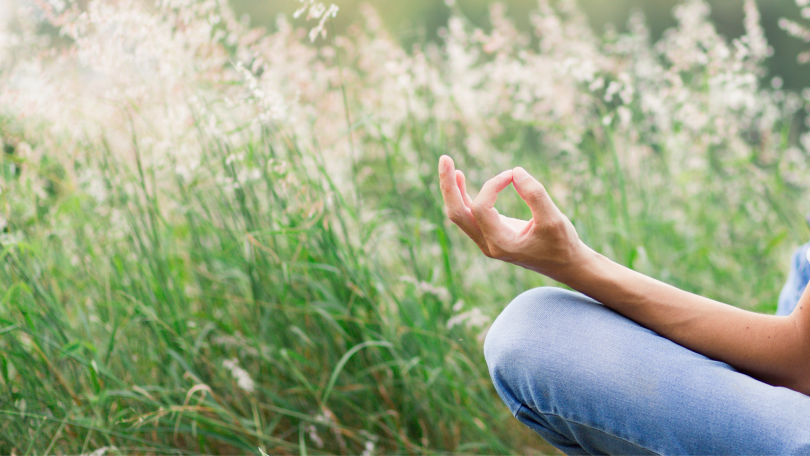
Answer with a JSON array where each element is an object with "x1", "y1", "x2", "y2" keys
[
  {"x1": 528, "y1": 240, "x2": 601, "y2": 290},
  {"x1": 536, "y1": 241, "x2": 601, "y2": 287}
]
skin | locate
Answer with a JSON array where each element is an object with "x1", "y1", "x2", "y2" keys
[{"x1": 438, "y1": 154, "x2": 810, "y2": 396}]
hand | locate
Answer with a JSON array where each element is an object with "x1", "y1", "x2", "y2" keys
[{"x1": 438, "y1": 155, "x2": 589, "y2": 281}]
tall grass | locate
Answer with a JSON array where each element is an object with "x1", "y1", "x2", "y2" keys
[
  {"x1": 1, "y1": 0, "x2": 809, "y2": 453},
  {"x1": 0, "y1": 109, "x2": 550, "y2": 453}
]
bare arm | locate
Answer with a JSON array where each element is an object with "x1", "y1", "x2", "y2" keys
[
  {"x1": 570, "y1": 248, "x2": 810, "y2": 394},
  {"x1": 438, "y1": 155, "x2": 810, "y2": 395}
]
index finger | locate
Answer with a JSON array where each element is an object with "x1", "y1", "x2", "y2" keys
[
  {"x1": 439, "y1": 155, "x2": 465, "y2": 212},
  {"x1": 473, "y1": 170, "x2": 513, "y2": 210},
  {"x1": 471, "y1": 170, "x2": 513, "y2": 241}
]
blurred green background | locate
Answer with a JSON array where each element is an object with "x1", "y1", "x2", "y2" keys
[{"x1": 232, "y1": 0, "x2": 808, "y2": 91}]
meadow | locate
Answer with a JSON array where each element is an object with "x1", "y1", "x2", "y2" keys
[{"x1": 1, "y1": 0, "x2": 809, "y2": 453}]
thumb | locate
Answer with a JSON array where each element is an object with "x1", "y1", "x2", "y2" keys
[{"x1": 512, "y1": 167, "x2": 560, "y2": 222}]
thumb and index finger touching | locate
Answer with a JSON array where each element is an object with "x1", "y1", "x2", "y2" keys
[
  {"x1": 439, "y1": 155, "x2": 558, "y2": 238},
  {"x1": 471, "y1": 169, "x2": 513, "y2": 239}
]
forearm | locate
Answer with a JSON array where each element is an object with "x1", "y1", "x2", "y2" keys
[{"x1": 562, "y1": 246, "x2": 810, "y2": 394}]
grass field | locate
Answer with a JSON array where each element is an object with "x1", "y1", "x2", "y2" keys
[{"x1": 1, "y1": 0, "x2": 809, "y2": 453}]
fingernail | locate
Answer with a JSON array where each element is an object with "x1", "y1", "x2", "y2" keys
[
  {"x1": 513, "y1": 167, "x2": 529, "y2": 182},
  {"x1": 439, "y1": 157, "x2": 448, "y2": 173}
]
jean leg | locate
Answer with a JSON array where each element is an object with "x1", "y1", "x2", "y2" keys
[
  {"x1": 777, "y1": 242, "x2": 810, "y2": 317},
  {"x1": 484, "y1": 287, "x2": 810, "y2": 455}
]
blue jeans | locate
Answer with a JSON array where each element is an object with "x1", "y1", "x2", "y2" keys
[
  {"x1": 484, "y1": 244, "x2": 810, "y2": 455},
  {"x1": 778, "y1": 242, "x2": 810, "y2": 317}
]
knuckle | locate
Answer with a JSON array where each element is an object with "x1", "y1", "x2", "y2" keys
[
  {"x1": 537, "y1": 216, "x2": 565, "y2": 234},
  {"x1": 526, "y1": 185, "x2": 548, "y2": 202},
  {"x1": 549, "y1": 217, "x2": 567, "y2": 232}
]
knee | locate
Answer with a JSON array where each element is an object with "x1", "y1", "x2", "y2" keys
[
  {"x1": 484, "y1": 287, "x2": 592, "y2": 366},
  {"x1": 483, "y1": 287, "x2": 602, "y2": 409}
]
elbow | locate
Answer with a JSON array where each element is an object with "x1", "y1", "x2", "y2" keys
[
  {"x1": 781, "y1": 373, "x2": 810, "y2": 397},
  {"x1": 780, "y1": 314, "x2": 810, "y2": 396}
]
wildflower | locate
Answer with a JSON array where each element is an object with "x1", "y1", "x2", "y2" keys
[
  {"x1": 306, "y1": 423, "x2": 324, "y2": 448},
  {"x1": 359, "y1": 430, "x2": 379, "y2": 456},
  {"x1": 313, "y1": 409, "x2": 348, "y2": 450},
  {"x1": 742, "y1": 0, "x2": 771, "y2": 63},
  {"x1": 234, "y1": 61, "x2": 287, "y2": 124},
  {"x1": 447, "y1": 306, "x2": 491, "y2": 330},
  {"x1": 222, "y1": 358, "x2": 255, "y2": 393},
  {"x1": 399, "y1": 276, "x2": 451, "y2": 302},
  {"x1": 79, "y1": 447, "x2": 117, "y2": 456},
  {"x1": 293, "y1": 0, "x2": 339, "y2": 42},
  {"x1": 0, "y1": 230, "x2": 22, "y2": 245}
]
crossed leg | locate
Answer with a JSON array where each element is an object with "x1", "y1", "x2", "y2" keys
[{"x1": 484, "y1": 287, "x2": 810, "y2": 455}]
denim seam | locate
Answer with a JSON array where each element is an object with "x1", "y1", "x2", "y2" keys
[{"x1": 519, "y1": 404, "x2": 662, "y2": 455}]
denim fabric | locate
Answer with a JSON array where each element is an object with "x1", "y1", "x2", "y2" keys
[
  {"x1": 484, "y1": 287, "x2": 810, "y2": 455},
  {"x1": 777, "y1": 242, "x2": 810, "y2": 317}
]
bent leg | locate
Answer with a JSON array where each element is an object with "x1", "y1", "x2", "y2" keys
[
  {"x1": 484, "y1": 287, "x2": 810, "y2": 455},
  {"x1": 777, "y1": 242, "x2": 810, "y2": 316}
]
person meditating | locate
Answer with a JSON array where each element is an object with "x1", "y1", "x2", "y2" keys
[{"x1": 437, "y1": 155, "x2": 810, "y2": 454}]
